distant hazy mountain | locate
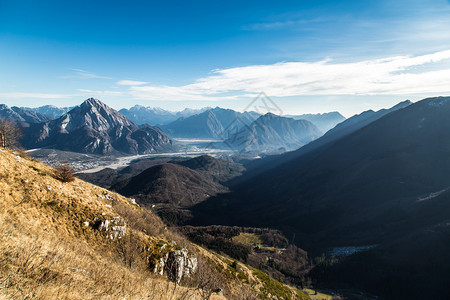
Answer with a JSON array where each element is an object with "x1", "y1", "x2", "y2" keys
[
  {"x1": 161, "y1": 107, "x2": 260, "y2": 139},
  {"x1": 236, "y1": 100, "x2": 413, "y2": 183},
  {"x1": 225, "y1": 113, "x2": 322, "y2": 153},
  {"x1": 285, "y1": 111, "x2": 345, "y2": 133},
  {"x1": 21, "y1": 105, "x2": 74, "y2": 120},
  {"x1": 176, "y1": 107, "x2": 212, "y2": 118},
  {"x1": 324, "y1": 100, "x2": 412, "y2": 141},
  {"x1": 21, "y1": 98, "x2": 175, "y2": 154},
  {"x1": 0, "y1": 104, "x2": 50, "y2": 124},
  {"x1": 119, "y1": 105, "x2": 211, "y2": 126},
  {"x1": 289, "y1": 100, "x2": 413, "y2": 159}
]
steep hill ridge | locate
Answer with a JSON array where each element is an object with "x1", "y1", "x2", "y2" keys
[{"x1": 112, "y1": 163, "x2": 228, "y2": 208}]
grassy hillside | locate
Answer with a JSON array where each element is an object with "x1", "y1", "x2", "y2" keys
[{"x1": 0, "y1": 148, "x2": 309, "y2": 300}]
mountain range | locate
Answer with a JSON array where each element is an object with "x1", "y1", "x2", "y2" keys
[
  {"x1": 285, "y1": 111, "x2": 345, "y2": 133},
  {"x1": 8, "y1": 102, "x2": 348, "y2": 156},
  {"x1": 21, "y1": 105, "x2": 74, "y2": 119},
  {"x1": 160, "y1": 107, "x2": 261, "y2": 139},
  {"x1": 0, "y1": 104, "x2": 51, "y2": 124},
  {"x1": 20, "y1": 98, "x2": 175, "y2": 155},
  {"x1": 233, "y1": 99, "x2": 413, "y2": 183},
  {"x1": 119, "y1": 105, "x2": 211, "y2": 126},
  {"x1": 225, "y1": 113, "x2": 322, "y2": 153}
]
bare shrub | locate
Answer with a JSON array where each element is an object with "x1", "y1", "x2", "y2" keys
[
  {"x1": 54, "y1": 162, "x2": 75, "y2": 182},
  {"x1": 235, "y1": 285, "x2": 259, "y2": 300},
  {"x1": 15, "y1": 147, "x2": 29, "y2": 158},
  {"x1": 115, "y1": 230, "x2": 141, "y2": 269},
  {"x1": 113, "y1": 200, "x2": 165, "y2": 237}
]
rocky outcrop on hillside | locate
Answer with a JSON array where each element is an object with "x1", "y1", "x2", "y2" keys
[
  {"x1": 94, "y1": 216, "x2": 127, "y2": 240},
  {"x1": 150, "y1": 246, "x2": 198, "y2": 283}
]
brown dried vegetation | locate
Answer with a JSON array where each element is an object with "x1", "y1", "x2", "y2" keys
[{"x1": 0, "y1": 149, "x2": 309, "y2": 300}]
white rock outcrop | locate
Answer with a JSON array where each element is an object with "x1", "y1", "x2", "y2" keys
[
  {"x1": 94, "y1": 216, "x2": 126, "y2": 239},
  {"x1": 164, "y1": 248, "x2": 198, "y2": 283}
]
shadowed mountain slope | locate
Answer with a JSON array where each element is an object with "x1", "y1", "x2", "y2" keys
[
  {"x1": 231, "y1": 100, "x2": 412, "y2": 186},
  {"x1": 174, "y1": 155, "x2": 245, "y2": 182},
  {"x1": 112, "y1": 163, "x2": 228, "y2": 208},
  {"x1": 193, "y1": 97, "x2": 450, "y2": 248}
]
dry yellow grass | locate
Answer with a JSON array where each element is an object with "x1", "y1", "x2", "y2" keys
[
  {"x1": 0, "y1": 149, "x2": 224, "y2": 299},
  {"x1": 0, "y1": 149, "x2": 309, "y2": 300}
]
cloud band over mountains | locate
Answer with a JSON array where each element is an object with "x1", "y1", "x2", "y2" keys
[
  {"x1": 2, "y1": 50, "x2": 450, "y2": 102},
  {"x1": 126, "y1": 50, "x2": 450, "y2": 101}
]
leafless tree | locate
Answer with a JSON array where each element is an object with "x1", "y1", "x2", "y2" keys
[
  {"x1": 0, "y1": 118, "x2": 23, "y2": 149},
  {"x1": 54, "y1": 163, "x2": 75, "y2": 182}
]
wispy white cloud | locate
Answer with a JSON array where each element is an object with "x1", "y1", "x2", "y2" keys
[
  {"x1": 0, "y1": 92, "x2": 74, "y2": 99},
  {"x1": 129, "y1": 85, "x2": 241, "y2": 101},
  {"x1": 125, "y1": 50, "x2": 450, "y2": 101},
  {"x1": 243, "y1": 17, "x2": 326, "y2": 31},
  {"x1": 77, "y1": 89, "x2": 124, "y2": 96},
  {"x1": 116, "y1": 80, "x2": 149, "y2": 86},
  {"x1": 60, "y1": 68, "x2": 112, "y2": 80}
]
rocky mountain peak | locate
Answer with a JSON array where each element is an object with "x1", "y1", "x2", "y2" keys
[
  {"x1": 260, "y1": 112, "x2": 278, "y2": 120},
  {"x1": 20, "y1": 98, "x2": 175, "y2": 155},
  {"x1": 81, "y1": 97, "x2": 105, "y2": 108}
]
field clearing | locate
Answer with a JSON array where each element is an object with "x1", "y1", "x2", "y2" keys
[
  {"x1": 304, "y1": 289, "x2": 333, "y2": 300},
  {"x1": 232, "y1": 233, "x2": 279, "y2": 252}
]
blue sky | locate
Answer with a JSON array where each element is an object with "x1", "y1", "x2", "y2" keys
[{"x1": 1, "y1": 0, "x2": 450, "y2": 116}]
